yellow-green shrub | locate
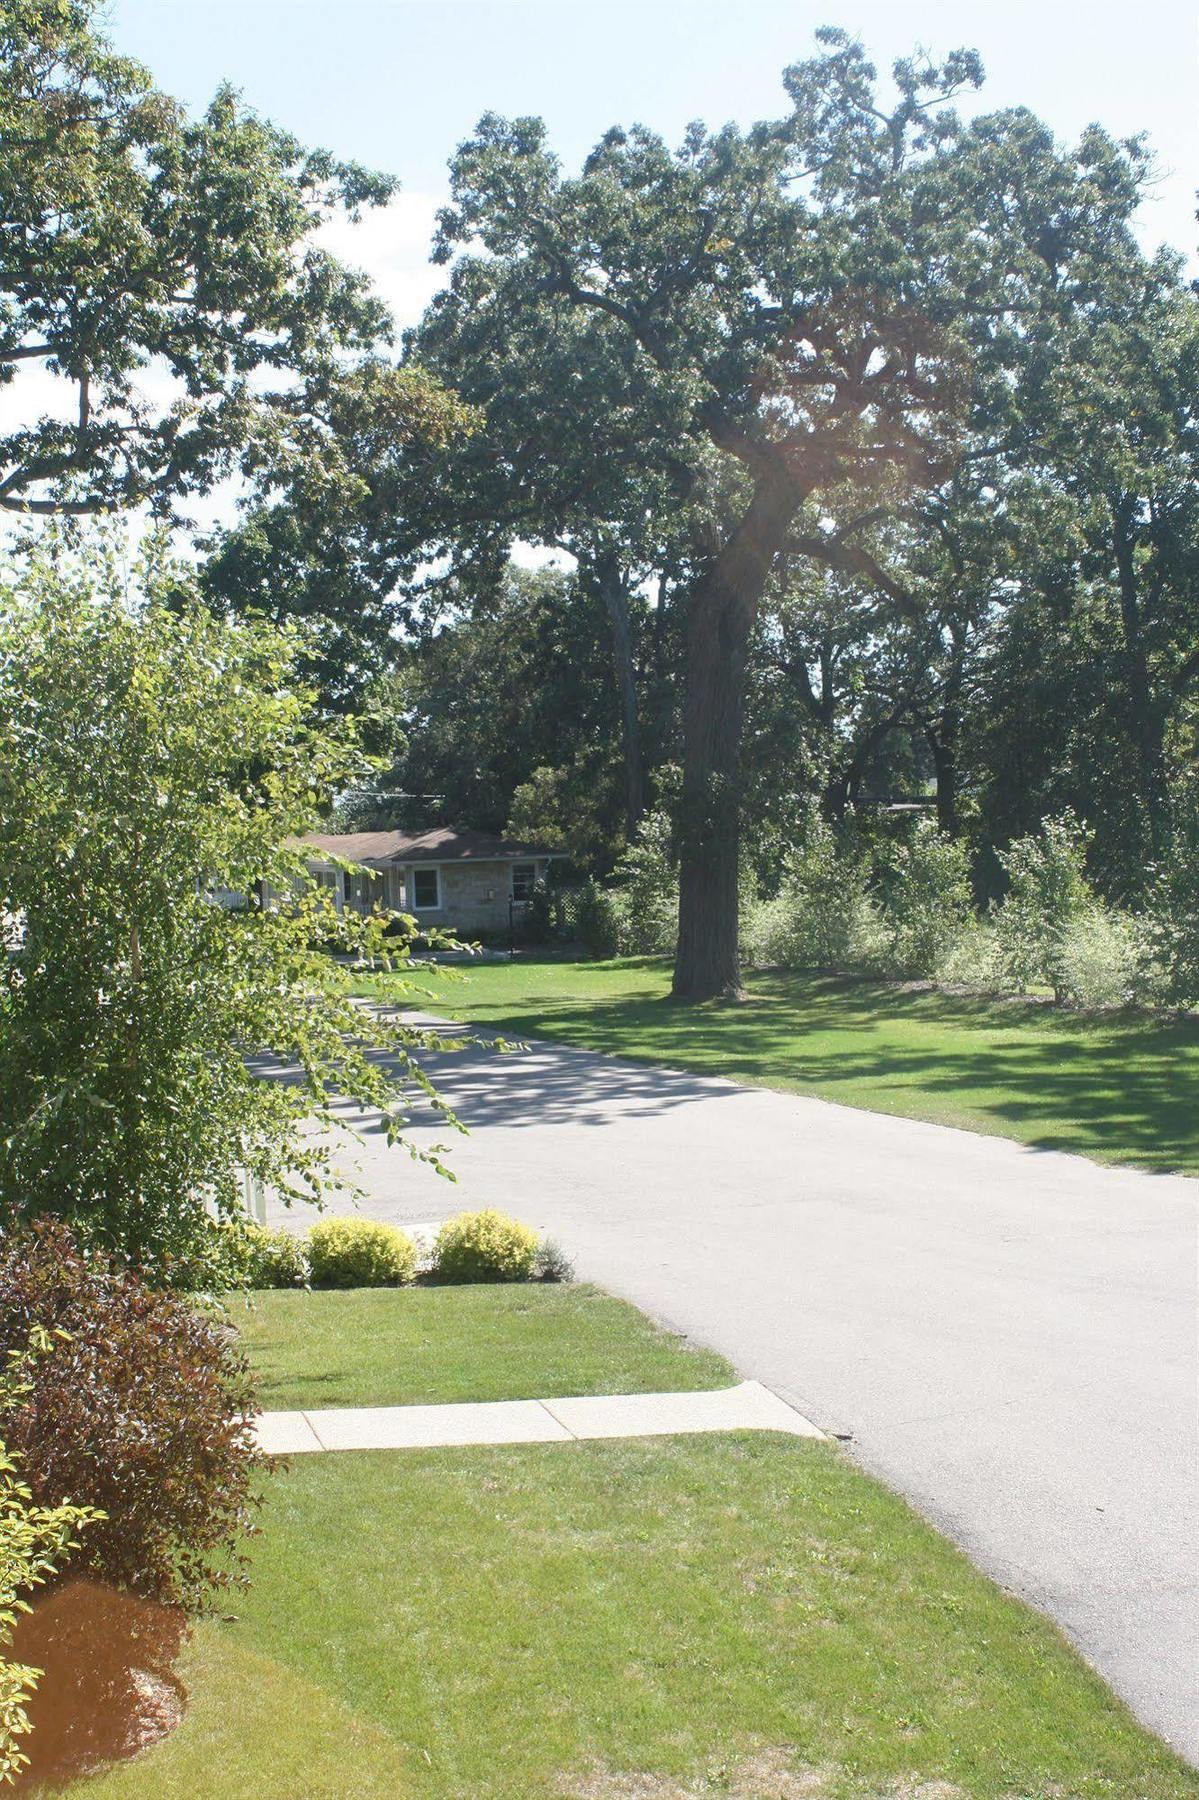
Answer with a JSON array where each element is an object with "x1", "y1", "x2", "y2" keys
[
  {"x1": 236, "y1": 1223, "x2": 309, "y2": 1289},
  {"x1": 432, "y1": 1210, "x2": 540, "y2": 1283},
  {"x1": 307, "y1": 1218, "x2": 416, "y2": 1288}
]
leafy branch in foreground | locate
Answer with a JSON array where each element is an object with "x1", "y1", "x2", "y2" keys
[{"x1": 0, "y1": 532, "x2": 464, "y2": 1280}]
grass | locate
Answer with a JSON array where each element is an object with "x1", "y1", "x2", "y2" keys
[
  {"x1": 235, "y1": 1282, "x2": 734, "y2": 1410},
  {"x1": 68, "y1": 1434, "x2": 1198, "y2": 1800},
  {"x1": 357, "y1": 956, "x2": 1199, "y2": 1175},
  {"x1": 48, "y1": 1284, "x2": 1199, "y2": 1800}
]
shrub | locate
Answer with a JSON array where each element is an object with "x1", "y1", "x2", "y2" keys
[
  {"x1": 759, "y1": 812, "x2": 887, "y2": 972},
  {"x1": 432, "y1": 1210, "x2": 541, "y2": 1282},
  {"x1": 614, "y1": 809, "x2": 677, "y2": 955},
  {"x1": 883, "y1": 819, "x2": 974, "y2": 979},
  {"x1": 307, "y1": 1217, "x2": 417, "y2": 1288},
  {"x1": 1055, "y1": 904, "x2": 1147, "y2": 1010},
  {"x1": 567, "y1": 879, "x2": 624, "y2": 958},
  {"x1": 238, "y1": 1223, "x2": 309, "y2": 1289},
  {"x1": 533, "y1": 1237, "x2": 575, "y2": 1283},
  {"x1": 1, "y1": 1344, "x2": 100, "y2": 1787},
  {"x1": 935, "y1": 918, "x2": 1006, "y2": 993},
  {"x1": 991, "y1": 812, "x2": 1093, "y2": 998},
  {"x1": 0, "y1": 1219, "x2": 263, "y2": 1609},
  {"x1": 1145, "y1": 778, "x2": 1199, "y2": 1010}
]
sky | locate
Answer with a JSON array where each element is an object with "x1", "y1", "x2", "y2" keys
[{"x1": 105, "y1": 0, "x2": 1197, "y2": 339}]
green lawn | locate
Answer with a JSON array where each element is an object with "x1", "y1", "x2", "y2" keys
[
  {"x1": 361, "y1": 956, "x2": 1199, "y2": 1175},
  {"x1": 53, "y1": 1283, "x2": 1199, "y2": 1800},
  {"x1": 69, "y1": 1438, "x2": 1196, "y2": 1800},
  {"x1": 235, "y1": 1283, "x2": 733, "y2": 1409}
]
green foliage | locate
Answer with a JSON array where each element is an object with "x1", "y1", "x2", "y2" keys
[
  {"x1": 307, "y1": 1218, "x2": 417, "y2": 1288},
  {"x1": 506, "y1": 758, "x2": 623, "y2": 873},
  {"x1": 743, "y1": 811, "x2": 886, "y2": 973},
  {"x1": 883, "y1": 819, "x2": 974, "y2": 979},
  {"x1": 0, "y1": 1341, "x2": 99, "y2": 1787},
  {"x1": 566, "y1": 879, "x2": 624, "y2": 959},
  {"x1": 935, "y1": 919, "x2": 1007, "y2": 994},
  {"x1": 0, "y1": 0, "x2": 400, "y2": 518},
  {"x1": 234, "y1": 1224, "x2": 309, "y2": 1291},
  {"x1": 346, "y1": 566, "x2": 629, "y2": 853},
  {"x1": 432, "y1": 1210, "x2": 540, "y2": 1283},
  {"x1": 613, "y1": 808, "x2": 677, "y2": 955},
  {"x1": 0, "y1": 536, "x2": 460, "y2": 1283},
  {"x1": 0, "y1": 1217, "x2": 261, "y2": 1609},
  {"x1": 1055, "y1": 905, "x2": 1148, "y2": 1011},
  {"x1": 1145, "y1": 779, "x2": 1199, "y2": 1009},
  {"x1": 992, "y1": 813, "x2": 1094, "y2": 997}
]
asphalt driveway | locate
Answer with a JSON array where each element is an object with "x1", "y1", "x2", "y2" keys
[{"x1": 264, "y1": 1024, "x2": 1199, "y2": 1761}]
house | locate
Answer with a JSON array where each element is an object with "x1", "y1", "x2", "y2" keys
[{"x1": 300, "y1": 827, "x2": 561, "y2": 934}]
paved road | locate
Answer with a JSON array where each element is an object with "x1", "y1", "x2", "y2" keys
[{"x1": 264, "y1": 1025, "x2": 1199, "y2": 1762}]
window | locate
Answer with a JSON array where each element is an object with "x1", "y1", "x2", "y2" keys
[
  {"x1": 512, "y1": 861, "x2": 537, "y2": 902},
  {"x1": 411, "y1": 866, "x2": 440, "y2": 910}
]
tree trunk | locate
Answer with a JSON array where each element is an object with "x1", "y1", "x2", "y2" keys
[
  {"x1": 673, "y1": 473, "x2": 803, "y2": 1000},
  {"x1": 593, "y1": 549, "x2": 645, "y2": 837},
  {"x1": 930, "y1": 733, "x2": 958, "y2": 833}
]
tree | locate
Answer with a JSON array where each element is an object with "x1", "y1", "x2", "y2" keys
[
  {"x1": 0, "y1": 535, "x2": 459, "y2": 1279},
  {"x1": 200, "y1": 359, "x2": 478, "y2": 717},
  {"x1": 409, "y1": 261, "x2": 699, "y2": 837},
  {"x1": 431, "y1": 33, "x2": 1148, "y2": 996},
  {"x1": 0, "y1": 0, "x2": 398, "y2": 516},
  {"x1": 354, "y1": 563, "x2": 634, "y2": 864}
]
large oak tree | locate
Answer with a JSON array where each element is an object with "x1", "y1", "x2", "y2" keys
[{"x1": 429, "y1": 31, "x2": 1156, "y2": 996}]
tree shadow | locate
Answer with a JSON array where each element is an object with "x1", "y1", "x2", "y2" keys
[{"x1": 256, "y1": 969, "x2": 1199, "y2": 1174}]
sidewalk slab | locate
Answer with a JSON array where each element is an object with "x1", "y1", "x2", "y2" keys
[
  {"x1": 542, "y1": 1380, "x2": 823, "y2": 1441},
  {"x1": 254, "y1": 1412, "x2": 324, "y2": 1455},
  {"x1": 253, "y1": 1382, "x2": 824, "y2": 1457},
  {"x1": 304, "y1": 1398, "x2": 572, "y2": 1451}
]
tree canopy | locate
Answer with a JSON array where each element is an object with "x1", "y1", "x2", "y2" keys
[
  {"x1": 174, "y1": 28, "x2": 1195, "y2": 994},
  {"x1": 0, "y1": 0, "x2": 408, "y2": 517}
]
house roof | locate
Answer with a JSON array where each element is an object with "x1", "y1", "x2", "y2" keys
[{"x1": 301, "y1": 827, "x2": 559, "y2": 865}]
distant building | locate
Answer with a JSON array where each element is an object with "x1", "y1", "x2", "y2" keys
[{"x1": 300, "y1": 827, "x2": 562, "y2": 934}]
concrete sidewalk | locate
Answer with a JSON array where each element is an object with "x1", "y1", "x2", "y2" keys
[{"x1": 254, "y1": 1379, "x2": 824, "y2": 1455}]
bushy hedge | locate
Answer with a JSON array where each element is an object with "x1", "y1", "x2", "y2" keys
[
  {"x1": 234, "y1": 1223, "x2": 309, "y2": 1289},
  {"x1": 307, "y1": 1217, "x2": 417, "y2": 1288},
  {"x1": 741, "y1": 812, "x2": 887, "y2": 973},
  {"x1": 736, "y1": 807, "x2": 1194, "y2": 1014},
  {"x1": 0, "y1": 1219, "x2": 263, "y2": 1609},
  {"x1": 432, "y1": 1210, "x2": 541, "y2": 1282}
]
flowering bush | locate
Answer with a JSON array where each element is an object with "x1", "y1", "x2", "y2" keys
[{"x1": 0, "y1": 1219, "x2": 263, "y2": 1609}]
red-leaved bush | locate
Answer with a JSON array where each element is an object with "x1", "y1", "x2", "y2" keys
[{"x1": 0, "y1": 1218, "x2": 264, "y2": 1608}]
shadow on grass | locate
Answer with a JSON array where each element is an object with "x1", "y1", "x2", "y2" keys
[
  {"x1": 260, "y1": 967, "x2": 1199, "y2": 1175},
  {"x1": 423, "y1": 970, "x2": 1199, "y2": 1174}
]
